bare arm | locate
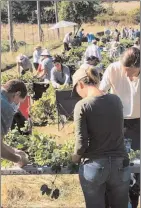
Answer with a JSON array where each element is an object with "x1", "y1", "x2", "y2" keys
[{"x1": 99, "y1": 64, "x2": 112, "y2": 93}]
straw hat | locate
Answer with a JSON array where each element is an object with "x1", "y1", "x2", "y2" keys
[{"x1": 41, "y1": 49, "x2": 51, "y2": 56}]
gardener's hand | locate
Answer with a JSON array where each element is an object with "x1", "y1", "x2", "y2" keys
[
  {"x1": 72, "y1": 154, "x2": 81, "y2": 163},
  {"x1": 17, "y1": 154, "x2": 29, "y2": 168},
  {"x1": 14, "y1": 149, "x2": 29, "y2": 168}
]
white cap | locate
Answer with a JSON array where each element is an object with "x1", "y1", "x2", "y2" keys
[{"x1": 41, "y1": 49, "x2": 51, "y2": 56}]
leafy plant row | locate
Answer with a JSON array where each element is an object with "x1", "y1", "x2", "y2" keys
[
  {"x1": 2, "y1": 125, "x2": 79, "y2": 173},
  {"x1": 2, "y1": 125, "x2": 140, "y2": 172}
]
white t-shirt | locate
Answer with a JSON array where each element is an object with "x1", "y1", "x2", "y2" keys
[
  {"x1": 99, "y1": 62, "x2": 140, "y2": 119},
  {"x1": 33, "y1": 50, "x2": 42, "y2": 63},
  {"x1": 63, "y1": 33, "x2": 71, "y2": 44},
  {"x1": 84, "y1": 44, "x2": 102, "y2": 61}
]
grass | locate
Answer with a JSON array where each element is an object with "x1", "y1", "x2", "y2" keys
[
  {"x1": 2, "y1": 175, "x2": 85, "y2": 208},
  {"x1": 1, "y1": 23, "x2": 74, "y2": 71}
]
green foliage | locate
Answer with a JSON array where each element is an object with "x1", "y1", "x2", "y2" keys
[
  {"x1": 106, "y1": 3, "x2": 114, "y2": 16},
  {"x1": 1, "y1": 73, "x2": 18, "y2": 84},
  {"x1": 30, "y1": 85, "x2": 57, "y2": 125},
  {"x1": 96, "y1": 12, "x2": 127, "y2": 25},
  {"x1": 58, "y1": 1, "x2": 103, "y2": 24},
  {"x1": 101, "y1": 52, "x2": 118, "y2": 70},
  {"x1": 128, "y1": 8, "x2": 140, "y2": 24},
  {"x1": 129, "y1": 150, "x2": 140, "y2": 161},
  {"x1": 2, "y1": 125, "x2": 140, "y2": 173},
  {"x1": 120, "y1": 39, "x2": 134, "y2": 48},
  {"x1": 96, "y1": 7, "x2": 140, "y2": 25},
  {"x1": 2, "y1": 127, "x2": 78, "y2": 173},
  {"x1": 1, "y1": 1, "x2": 55, "y2": 24},
  {"x1": 1, "y1": 40, "x2": 10, "y2": 53}
]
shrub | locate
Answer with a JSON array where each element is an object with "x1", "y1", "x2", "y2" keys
[
  {"x1": 95, "y1": 7, "x2": 140, "y2": 25},
  {"x1": 2, "y1": 126, "x2": 78, "y2": 173},
  {"x1": 2, "y1": 125, "x2": 140, "y2": 172},
  {"x1": 120, "y1": 39, "x2": 134, "y2": 48},
  {"x1": 1, "y1": 40, "x2": 10, "y2": 52},
  {"x1": 128, "y1": 8, "x2": 140, "y2": 24},
  {"x1": 30, "y1": 85, "x2": 57, "y2": 125},
  {"x1": 1, "y1": 73, "x2": 18, "y2": 84}
]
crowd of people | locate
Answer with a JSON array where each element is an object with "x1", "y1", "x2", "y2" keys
[{"x1": 1, "y1": 26, "x2": 140, "y2": 208}]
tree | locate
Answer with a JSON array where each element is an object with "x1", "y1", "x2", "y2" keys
[
  {"x1": 1, "y1": 1, "x2": 55, "y2": 24},
  {"x1": 58, "y1": 1, "x2": 103, "y2": 24}
]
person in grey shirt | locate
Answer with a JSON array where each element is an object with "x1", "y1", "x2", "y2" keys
[
  {"x1": 16, "y1": 54, "x2": 32, "y2": 76},
  {"x1": 72, "y1": 65, "x2": 130, "y2": 208},
  {"x1": 1, "y1": 79, "x2": 29, "y2": 167},
  {"x1": 37, "y1": 49, "x2": 53, "y2": 82},
  {"x1": 51, "y1": 55, "x2": 70, "y2": 88}
]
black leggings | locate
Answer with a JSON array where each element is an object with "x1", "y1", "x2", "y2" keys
[{"x1": 64, "y1": 43, "x2": 71, "y2": 51}]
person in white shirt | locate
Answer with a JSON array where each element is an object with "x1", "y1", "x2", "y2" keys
[
  {"x1": 33, "y1": 45, "x2": 42, "y2": 70},
  {"x1": 100, "y1": 47, "x2": 140, "y2": 208},
  {"x1": 99, "y1": 47, "x2": 140, "y2": 150},
  {"x1": 63, "y1": 32, "x2": 72, "y2": 51},
  {"x1": 84, "y1": 39, "x2": 102, "y2": 62}
]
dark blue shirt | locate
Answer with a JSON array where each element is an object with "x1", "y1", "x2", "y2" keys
[{"x1": 1, "y1": 89, "x2": 15, "y2": 136}]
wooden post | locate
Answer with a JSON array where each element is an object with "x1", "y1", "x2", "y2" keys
[
  {"x1": 54, "y1": 1, "x2": 60, "y2": 39},
  {"x1": 37, "y1": 0, "x2": 41, "y2": 42},
  {"x1": 7, "y1": 0, "x2": 14, "y2": 51}
]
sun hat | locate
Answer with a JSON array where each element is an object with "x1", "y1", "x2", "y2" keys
[{"x1": 41, "y1": 49, "x2": 51, "y2": 56}]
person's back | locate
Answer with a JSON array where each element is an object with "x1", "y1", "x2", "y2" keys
[
  {"x1": 85, "y1": 42, "x2": 101, "y2": 61},
  {"x1": 72, "y1": 66, "x2": 130, "y2": 208},
  {"x1": 21, "y1": 55, "x2": 32, "y2": 69},
  {"x1": 75, "y1": 94, "x2": 127, "y2": 158}
]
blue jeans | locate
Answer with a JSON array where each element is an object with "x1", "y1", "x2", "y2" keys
[{"x1": 79, "y1": 157, "x2": 130, "y2": 208}]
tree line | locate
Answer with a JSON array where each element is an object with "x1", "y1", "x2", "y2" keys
[{"x1": 1, "y1": 1, "x2": 103, "y2": 24}]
